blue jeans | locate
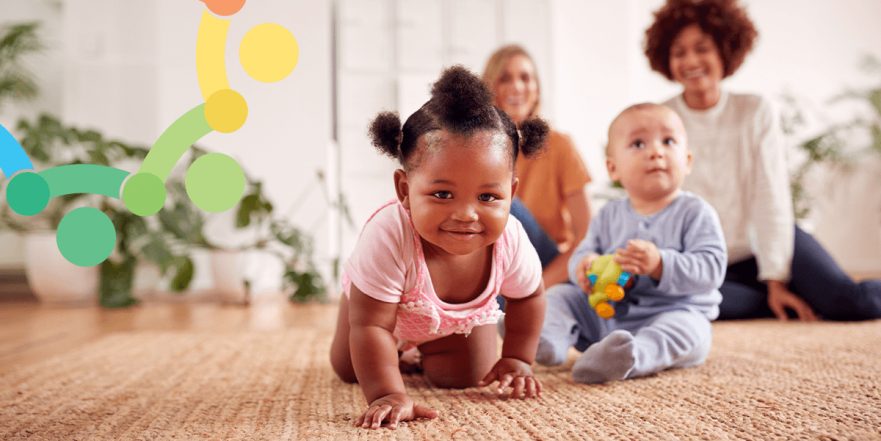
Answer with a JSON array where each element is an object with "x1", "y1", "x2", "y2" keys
[
  {"x1": 499, "y1": 199, "x2": 561, "y2": 310},
  {"x1": 510, "y1": 198, "x2": 559, "y2": 268},
  {"x1": 719, "y1": 226, "x2": 881, "y2": 321}
]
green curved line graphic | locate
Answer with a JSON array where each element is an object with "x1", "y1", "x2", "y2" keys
[
  {"x1": 139, "y1": 103, "x2": 213, "y2": 181},
  {"x1": 39, "y1": 164, "x2": 130, "y2": 198}
]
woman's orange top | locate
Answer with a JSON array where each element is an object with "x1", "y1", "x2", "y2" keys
[{"x1": 514, "y1": 129, "x2": 591, "y2": 248}]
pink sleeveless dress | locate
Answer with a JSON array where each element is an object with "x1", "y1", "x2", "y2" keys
[{"x1": 342, "y1": 200, "x2": 541, "y2": 348}]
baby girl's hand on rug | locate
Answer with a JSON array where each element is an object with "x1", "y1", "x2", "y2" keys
[
  {"x1": 615, "y1": 240, "x2": 663, "y2": 280},
  {"x1": 576, "y1": 253, "x2": 600, "y2": 293},
  {"x1": 355, "y1": 393, "x2": 438, "y2": 430},
  {"x1": 479, "y1": 357, "x2": 542, "y2": 399}
]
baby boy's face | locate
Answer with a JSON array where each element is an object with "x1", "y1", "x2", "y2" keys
[{"x1": 606, "y1": 106, "x2": 692, "y2": 203}]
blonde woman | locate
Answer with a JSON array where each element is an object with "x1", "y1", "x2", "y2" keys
[{"x1": 483, "y1": 45, "x2": 592, "y2": 288}]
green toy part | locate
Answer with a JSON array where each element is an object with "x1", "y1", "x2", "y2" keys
[{"x1": 585, "y1": 255, "x2": 632, "y2": 319}]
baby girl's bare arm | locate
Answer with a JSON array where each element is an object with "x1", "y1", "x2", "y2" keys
[
  {"x1": 502, "y1": 283, "x2": 546, "y2": 364},
  {"x1": 348, "y1": 285, "x2": 405, "y2": 402},
  {"x1": 479, "y1": 284, "x2": 547, "y2": 399}
]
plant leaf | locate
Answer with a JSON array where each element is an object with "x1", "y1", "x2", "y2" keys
[
  {"x1": 99, "y1": 257, "x2": 138, "y2": 308},
  {"x1": 168, "y1": 256, "x2": 195, "y2": 292}
]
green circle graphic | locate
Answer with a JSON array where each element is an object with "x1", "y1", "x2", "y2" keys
[
  {"x1": 122, "y1": 172, "x2": 167, "y2": 216},
  {"x1": 57, "y1": 207, "x2": 116, "y2": 267},
  {"x1": 185, "y1": 153, "x2": 245, "y2": 212},
  {"x1": 7, "y1": 172, "x2": 50, "y2": 216}
]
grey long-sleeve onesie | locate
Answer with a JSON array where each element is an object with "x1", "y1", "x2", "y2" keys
[{"x1": 538, "y1": 191, "x2": 727, "y2": 383}]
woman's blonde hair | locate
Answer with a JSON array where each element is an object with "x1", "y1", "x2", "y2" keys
[{"x1": 482, "y1": 44, "x2": 542, "y2": 120}]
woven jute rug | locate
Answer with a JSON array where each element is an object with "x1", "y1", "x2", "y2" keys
[{"x1": 2, "y1": 319, "x2": 880, "y2": 440}]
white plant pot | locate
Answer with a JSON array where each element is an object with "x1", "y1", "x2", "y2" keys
[
  {"x1": 23, "y1": 231, "x2": 99, "y2": 306},
  {"x1": 133, "y1": 262, "x2": 162, "y2": 299},
  {"x1": 210, "y1": 250, "x2": 252, "y2": 305}
]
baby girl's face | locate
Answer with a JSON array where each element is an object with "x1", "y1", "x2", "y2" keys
[
  {"x1": 395, "y1": 130, "x2": 516, "y2": 257},
  {"x1": 606, "y1": 106, "x2": 692, "y2": 202}
]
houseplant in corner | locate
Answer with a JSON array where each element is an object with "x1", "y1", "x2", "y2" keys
[
  {"x1": 780, "y1": 55, "x2": 881, "y2": 275},
  {"x1": 208, "y1": 168, "x2": 329, "y2": 304},
  {"x1": 0, "y1": 114, "x2": 200, "y2": 307},
  {"x1": 0, "y1": 21, "x2": 42, "y2": 112},
  {"x1": 0, "y1": 21, "x2": 193, "y2": 307},
  {"x1": 781, "y1": 55, "x2": 881, "y2": 221}
]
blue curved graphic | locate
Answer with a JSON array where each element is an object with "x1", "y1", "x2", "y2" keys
[{"x1": 0, "y1": 124, "x2": 34, "y2": 178}]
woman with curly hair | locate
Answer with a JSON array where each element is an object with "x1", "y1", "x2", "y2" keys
[
  {"x1": 644, "y1": 0, "x2": 881, "y2": 321},
  {"x1": 483, "y1": 45, "x2": 593, "y2": 288}
]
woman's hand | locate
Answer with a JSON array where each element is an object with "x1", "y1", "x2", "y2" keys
[
  {"x1": 575, "y1": 253, "x2": 600, "y2": 293},
  {"x1": 478, "y1": 357, "x2": 542, "y2": 399},
  {"x1": 355, "y1": 393, "x2": 437, "y2": 430},
  {"x1": 767, "y1": 280, "x2": 817, "y2": 322}
]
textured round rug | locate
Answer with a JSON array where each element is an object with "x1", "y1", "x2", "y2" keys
[{"x1": 2, "y1": 319, "x2": 880, "y2": 440}]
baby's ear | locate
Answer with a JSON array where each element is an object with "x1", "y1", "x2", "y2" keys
[
  {"x1": 510, "y1": 176, "x2": 519, "y2": 199},
  {"x1": 684, "y1": 149, "x2": 694, "y2": 175},
  {"x1": 393, "y1": 169, "x2": 410, "y2": 208},
  {"x1": 606, "y1": 158, "x2": 618, "y2": 181}
]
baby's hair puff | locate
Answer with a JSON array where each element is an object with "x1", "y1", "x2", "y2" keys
[
  {"x1": 368, "y1": 112, "x2": 403, "y2": 159},
  {"x1": 368, "y1": 65, "x2": 549, "y2": 170},
  {"x1": 518, "y1": 119, "x2": 548, "y2": 157},
  {"x1": 429, "y1": 66, "x2": 497, "y2": 134}
]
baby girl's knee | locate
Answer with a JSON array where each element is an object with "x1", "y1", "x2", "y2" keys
[
  {"x1": 424, "y1": 368, "x2": 481, "y2": 389},
  {"x1": 330, "y1": 352, "x2": 358, "y2": 384}
]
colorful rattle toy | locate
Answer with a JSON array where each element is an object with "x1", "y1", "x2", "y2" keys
[{"x1": 586, "y1": 255, "x2": 633, "y2": 319}]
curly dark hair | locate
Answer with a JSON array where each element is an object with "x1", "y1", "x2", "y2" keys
[
  {"x1": 368, "y1": 65, "x2": 548, "y2": 170},
  {"x1": 644, "y1": 0, "x2": 758, "y2": 80}
]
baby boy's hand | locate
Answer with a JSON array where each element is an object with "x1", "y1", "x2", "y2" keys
[
  {"x1": 575, "y1": 253, "x2": 600, "y2": 293},
  {"x1": 615, "y1": 239, "x2": 663, "y2": 280},
  {"x1": 479, "y1": 357, "x2": 542, "y2": 399}
]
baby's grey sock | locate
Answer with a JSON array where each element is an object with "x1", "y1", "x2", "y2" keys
[{"x1": 572, "y1": 330, "x2": 636, "y2": 384}]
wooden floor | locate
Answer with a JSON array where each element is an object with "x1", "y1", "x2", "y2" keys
[
  {"x1": 0, "y1": 295, "x2": 338, "y2": 373},
  {"x1": 4, "y1": 271, "x2": 881, "y2": 373}
]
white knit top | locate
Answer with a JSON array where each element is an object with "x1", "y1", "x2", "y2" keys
[{"x1": 665, "y1": 91, "x2": 794, "y2": 282}]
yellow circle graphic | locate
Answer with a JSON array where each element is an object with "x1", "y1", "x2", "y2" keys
[
  {"x1": 239, "y1": 23, "x2": 299, "y2": 83},
  {"x1": 205, "y1": 89, "x2": 248, "y2": 133}
]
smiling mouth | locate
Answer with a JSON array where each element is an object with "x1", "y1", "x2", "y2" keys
[
  {"x1": 682, "y1": 69, "x2": 706, "y2": 80},
  {"x1": 442, "y1": 230, "x2": 482, "y2": 240}
]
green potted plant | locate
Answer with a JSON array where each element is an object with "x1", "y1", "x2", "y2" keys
[
  {"x1": 0, "y1": 21, "x2": 42, "y2": 112},
  {"x1": 781, "y1": 55, "x2": 881, "y2": 221},
  {"x1": 208, "y1": 167, "x2": 332, "y2": 304},
  {"x1": 0, "y1": 114, "x2": 199, "y2": 307},
  {"x1": 2, "y1": 20, "x2": 339, "y2": 306}
]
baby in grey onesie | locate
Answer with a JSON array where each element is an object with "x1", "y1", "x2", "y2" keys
[{"x1": 537, "y1": 103, "x2": 727, "y2": 383}]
